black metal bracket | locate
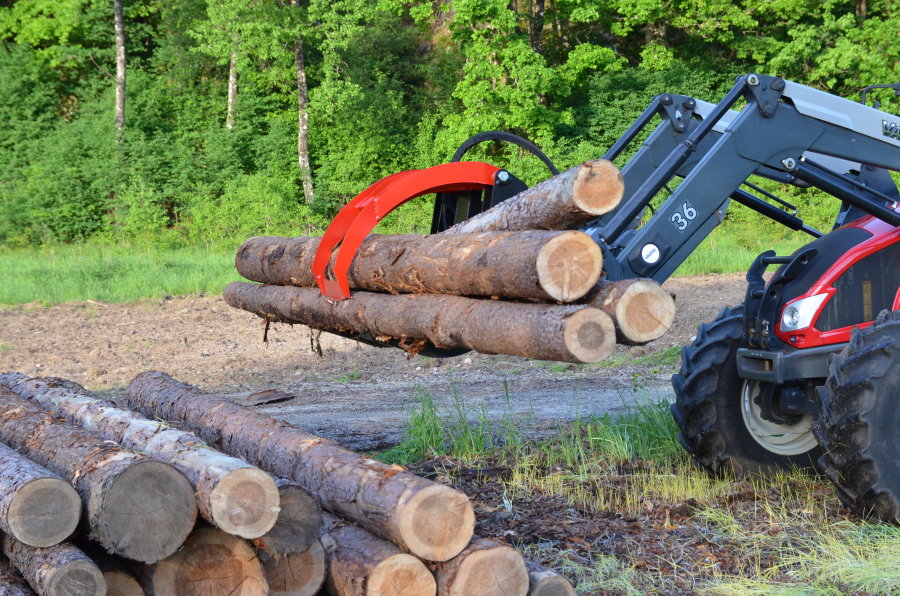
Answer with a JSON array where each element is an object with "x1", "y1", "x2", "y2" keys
[{"x1": 746, "y1": 74, "x2": 785, "y2": 118}]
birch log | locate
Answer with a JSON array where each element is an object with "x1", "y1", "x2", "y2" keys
[
  {"x1": 126, "y1": 372, "x2": 475, "y2": 562},
  {"x1": 320, "y1": 514, "x2": 435, "y2": 596},
  {"x1": 236, "y1": 230, "x2": 602, "y2": 303},
  {"x1": 2, "y1": 536, "x2": 105, "y2": 596},
  {"x1": 225, "y1": 282, "x2": 615, "y2": 363},
  {"x1": 0, "y1": 387, "x2": 196, "y2": 563},
  {"x1": 581, "y1": 279, "x2": 675, "y2": 344},
  {"x1": 253, "y1": 479, "x2": 321, "y2": 556},
  {"x1": 0, "y1": 442, "x2": 80, "y2": 548},
  {"x1": 0, "y1": 556, "x2": 34, "y2": 596},
  {"x1": 0, "y1": 373, "x2": 279, "y2": 540},
  {"x1": 435, "y1": 538, "x2": 529, "y2": 596},
  {"x1": 259, "y1": 539, "x2": 326, "y2": 596},
  {"x1": 442, "y1": 159, "x2": 623, "y2": 234}
]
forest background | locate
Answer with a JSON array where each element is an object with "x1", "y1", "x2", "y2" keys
[{"x1": 0, "y1": 0, "x2": 898, "y2": 271}]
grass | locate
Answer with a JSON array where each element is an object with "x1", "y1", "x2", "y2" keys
[
  {"x1": 0, "y1": 244, "x2": 240, "y2": 305},
  {"x1": 674, "y1": 229, "x2": 811, "y2": 277}
]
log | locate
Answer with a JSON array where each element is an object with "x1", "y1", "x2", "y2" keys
[
  {"x1": 320, "y1": 513, "x2": 435, "y2": 596},
  {"x1": 0, "y1": 442, "x2": 81, "y2": 548},
  {"x1": 435, "y1": 538, "x2": 529, "y2": 596},
  {"x1": 442, "y1": 159, "x2": 623, "y2": 234},
  {"x1": 0, "y1": 387, "x2": 197, "y2": 563},
  {"x1": 259, "y1": 539, "x2": 326, "y2": 596},
  {"x1": 2, "y1": 536, "x2": 105, "y2": 596},
  {"x1": 0, "y1": 556, "x2": 34, "y2": 596},
  {"x1": 102, "y1": 568, "x2": 144, "y2": 596},
  {"x1": 136, "y1": 527, "x2": 267, "y2": 596},
  {"x1": 581, "y1": 279, "x2": 676, "y2": 345},
  {"x1": 126, "y1": 372, "x2": 475, "y2": 562},
  {"x1": 254, "y1": 479, "x2": 322, "y2": 556},
  {"x1": 236, "y1": 230, "x2": 603, "y2": 303},
  {"x1": 525, "y1": 558, "x2": 575, "y2": 596},
  {"x1": 0, "y1": 374, "x2": 280, "y2": 540},
  {"x1": 225, "y1": 282, "x2": 616, "y2": 363}
]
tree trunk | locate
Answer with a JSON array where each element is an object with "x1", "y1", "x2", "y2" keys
[
  {"x1": 0, "y1": 441, "x2": 80, "y2": 548},
  {"x1": 524, "y1": 558, "x2": 574, "y2": 596},
  {"x1": 225, "y1": 282, "x2": 615, "y2": 363},
  {"x1": 253, "y1": 479, "x2": 322, "y2": 556},
  {"x1": 236, "y1": 230, "x2": 602, "y2": 303},
  {"x1": 0, "y1": 374, "x2": 279, "y2": 540},
  {"x1": 136, "y1": 527, "x2": 267, "y2": 596},
  {"x1": 435, "y1": 538, "x2": 529, "y2": 596},
  {"x1": 442, "y1": 159, "x2": 623, "y2": 234},
  {"x1": 530, "y1": 0, "x2": 545, "y2": 54},
  {"x1": 3, "y1": 536, "x2": 105, "y2": 596},
  {"x1": 580, "y1": 279, "x2": 675, "y2": 345},
  {"x1": 291, "y1": 0, "x2": 314, "y2": 204},
  {"x1": 259, "y1": 539, "x2": 325, "y2": 596},
  {"x1": 98, "y1": 563, "x2": 144, "y2": 596},
  {"x1": 226, "y1": 50, "x2": 238, "y2": 130},
  {"x1": 114, "y1": 0, "x2": 126, "y2": 142},
  {"x1": 0, "y1": 556, "x2": 34, "y2": 596},
  {"x1": 125, "y1": 372, "x2": 475, "y2": 562},
  {"x1": 0, "y1": 386, "x2": 196, "y2": 563},
  {"x1": 320, "y1": 513, "x2": 435, "y2": 596}
]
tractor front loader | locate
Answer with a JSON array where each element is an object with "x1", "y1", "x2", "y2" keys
[{"x1": 419, "y1": 74, "x2": 900, "y2": 521}]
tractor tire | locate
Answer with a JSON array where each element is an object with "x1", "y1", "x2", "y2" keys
[
  {"x1": 671, "y1": 305, "x2": 821, "y2": 476},
  {"x1": 813, "y1": 309, "x2": 900, "y2": 522}
]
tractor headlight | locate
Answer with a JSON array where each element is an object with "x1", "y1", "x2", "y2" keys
[{"x1": 781, "y1": 293, "x2": 829, "y2": 332}]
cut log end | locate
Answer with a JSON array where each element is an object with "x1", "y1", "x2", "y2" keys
[
  {"x1": 260, "y1": 539, "x2": 326, "y2": 596},
  {"x1": 369, "y1": 553, "x2": 436, "y2": 596},
  {"x1": 7, "y1": 477, "x2": 81, "y2": 548},
  {"x1": 614, "y1": 280, "x2": 676, "y2": 344},
  {"x1": 535, "y1": 232, "x2": 603, "y2": 303},
  {"x1": 100, "y1": 460, "x2": 196, "y2": 563},
  {"x1": 445, "y1": 544, "x2": 529, "y2": 596},
  {"x1": 256, "y1": 482, "x2": 322, "y2": 555},
  {"x1": 562, "y1": 309, "x2": 616, "y2": 363},
  {"x1": 571, "y1": 159, "x2": 625, "y2": 216},
  {"x1": 46, "y1": 559, "x2": 106, "y2": 596},
  {"x1": 395, "y1": 484, "x2": 475, "y2": 562},
  {"x1": 528, "y1": 571, "x2": 576, "y2": 596},
  {"x1": 103, "y1": 570, "x2": 145, "y2": 596},
  {"x1": 209, "y1": 467, "x2": 280, "y2": 539}
]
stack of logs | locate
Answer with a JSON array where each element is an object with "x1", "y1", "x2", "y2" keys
[
  {"x1": 227, "y1": 159, "x2": 676, "y2": 363},
  {"x1": 0, "y1": 371, "x2": 575, "y2": 596}
]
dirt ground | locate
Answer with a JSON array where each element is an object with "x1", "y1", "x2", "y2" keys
[{"x1": 0, "y1": 274, "x2": 746, "y2": 450}]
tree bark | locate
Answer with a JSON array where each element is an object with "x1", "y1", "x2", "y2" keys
[
  {"x1": 435, "y1": 538, "x2": 529, "y2": 596},
  {"x1": 0, "y1": 442, "x2": 80, "y2": 549},
  {"x1": 136, "y1": 527, "x2": 267, "y2": 596},
  {"x1": 0, "y1": 556, "x2": 34, "y2": 596},
  {"x1": 320, "y1": 513, "x2": 435, "y2": 596},
  {"x1": 442, "y1": 159, "x2": 623, "y2": 234},
  {"x1": 237, "y1": 230, "x2": 602, "y2": 303},
  {"x1": 580, "y1": 279, "x2": 675, "y2": 345},
  {"x1": 530, "y1": 0, "x2": 545, "y2": 54},
  {"x1": 524, "y1": 558, "x2": 574, "y2": 596},
  {"x1": 125, "y1": 372, "x2": 475, "y2": 562},
  {"x1": 259, "y1": 539, "x2": 325, "y2": 596},
  {"x1": 291, "y1": 0, "x2": 314, "y2": 203},
  {"x1": 226, "y1": 282, "x2": 615, "y2": 362},
  {"x1": 0, "y1": 374, "x2": 279, "y2": 540},
  {"x1": 3, "y1": 536, "x2": 105, "y2": 596},
  {"x1": 0, "y1": 386, "x2": 197, "y2": 563},
  {"x1": 253, "y1": 479, "x2": 322, "y2": 556},
  {"x1": 114, "y1": 0, "x2": 126, "y2": 142},
  {"x1": 226, "y1": 50, "x2": 238, "y2": 130}
]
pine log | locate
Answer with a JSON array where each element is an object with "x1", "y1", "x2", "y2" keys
[
  {"x1": 2, "y1": 536, "x2": 105, "y2": 596},
  {"x1": 254, "y1": 479, "x2": 322, "y2": 556},
  {"x1": 442, "y1": 159, "x2": 623, "y2": 234},
  {"x1": 0, "y1": 374, "x2": 280, "y2": 540},
  {"x1": 236, "y1": 230, "x2": 603, "y2": 303},
  {"x1": 225, "y1": 282, "x2": 616, "y2": 363},
  {"x1": 0, "y1": 386, "x2": 197, "y2": 563},
  {"x1": 259, "y1": 539, "x2": 326, "y2": 596},
  {"x1": 102, "y1": 569, "x2": 144, "y2": 596},
  {"x1": 525, "y1": 558, "x2": 575, "y2": 596},
  {"x1": 0, "y1": 556, "x2": 34, "y2": 596},
  {"x1": 126, "y1": 372, "x2": 475, "y2": 562},
  {"x1": 0, "y1": 442, "x2": 80, "y2": 548},
  {"x1": 435, "y1": 538, "x2": 529, "y2": 596},
  {"x1": 581, "y1": 279, "x2": 675, "y2": 345},
  {"x1": 136, "y1": 527, "x2": 267, "y2": 596},
  {"x1": 320, "y1": 513, "x2": 435, "y2": 596}
]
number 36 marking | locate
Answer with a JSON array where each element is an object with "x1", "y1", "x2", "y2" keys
[{"x1": 671, "y1": 201, "x2": 697, "y2": 231}]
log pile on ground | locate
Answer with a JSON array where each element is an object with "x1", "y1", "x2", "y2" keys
[
  {"x1": 0, "y1": 371, "x2": 575, "y2": 595},
  {"x1": 227, "y1": 158, "x2": 675, "y2": 363}
]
